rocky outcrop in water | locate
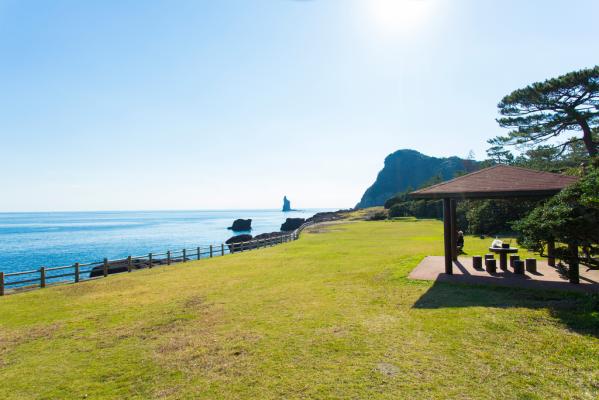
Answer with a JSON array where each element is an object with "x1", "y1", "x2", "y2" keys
[
  {"x1": 228, "y1": 219, "x2": 252, "y2": 231},
  {"x1": 281, "y1": 218, "x2": 305, "y2": 231}
]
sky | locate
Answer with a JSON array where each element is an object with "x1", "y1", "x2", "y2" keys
[{"x1": 1, "y1": 0, "x2": 598, "y2": 212}]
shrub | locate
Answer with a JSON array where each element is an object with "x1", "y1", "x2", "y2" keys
[
  {"x1": 368, "y1": 211, "x2": 388, "y2": 221},
  {"x1": 513, "y1": 163, "x2": 599, "y2": 266},
  {"x1": 462, "y1": 199, "x2": 540, "y2": 235},
  {"x1": 388, "y1": 203, "x2": 411, "y2": 218}
]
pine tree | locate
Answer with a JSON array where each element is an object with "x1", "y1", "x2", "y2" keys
[{"x1": 489, "y1": 66, "x2": 599, "y2": 157}]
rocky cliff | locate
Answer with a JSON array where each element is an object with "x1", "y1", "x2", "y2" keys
[{"x1": 356, "y1": 149, "x2": 478, "y2": 208}]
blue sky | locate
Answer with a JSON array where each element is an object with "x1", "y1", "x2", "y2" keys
[{"x1": 1, "y1": 0, "x2": 598, "y2": 211}]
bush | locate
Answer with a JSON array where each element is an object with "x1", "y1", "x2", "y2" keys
[
  {"x1": 384, "y1": 193, "x2": 409, "y2": 209},
  {"x1": 387, "y1": 200, "x2": 443, "y2": 219},
  {"x1": 388, "y1": 203, "x2": 411, "y2": 218},
  {"x1": 462, "y1": 199, "x2": 540, "y2": 235},
  {"x1": 368, "y1": 211, "x2": 388, "y2": 221},
  {"x1": 513, "y1": 163, "x2": 599, "y2": 266}
]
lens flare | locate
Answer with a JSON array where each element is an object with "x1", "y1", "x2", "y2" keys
[{"x1": 366, "y1": 0, "x2": 434, "y2": 35}]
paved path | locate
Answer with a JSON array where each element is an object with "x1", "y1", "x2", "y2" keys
[{"x1": 409, "y1": 256, "x2": 599, "y2": 293}]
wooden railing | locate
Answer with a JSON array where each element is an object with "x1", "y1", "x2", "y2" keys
[{"x1": 0, "y1": 222, "x2": 313, "y2": 297}]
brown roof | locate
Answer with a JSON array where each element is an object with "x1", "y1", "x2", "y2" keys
[{"x1": 410, "y1": 164, "x2": 579, "y2": 199}]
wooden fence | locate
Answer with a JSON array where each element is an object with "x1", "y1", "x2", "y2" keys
[{"x1": 0, "y1": 222, "x2": 313, "y2": 296}]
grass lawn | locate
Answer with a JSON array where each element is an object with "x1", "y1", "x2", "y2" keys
[{"x1": 1, "y1": 219, "x2": 598, "y2": 399}]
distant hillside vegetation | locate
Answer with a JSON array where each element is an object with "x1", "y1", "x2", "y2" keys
[{"x1": 356, "y1": 149, "x2": 479, "y2": 208}]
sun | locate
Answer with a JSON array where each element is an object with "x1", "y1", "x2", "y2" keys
[{"x1": 366, "y1": 0, "x2": 434, "y2": 35}]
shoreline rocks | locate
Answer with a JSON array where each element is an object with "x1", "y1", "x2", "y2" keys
[
  {"x1": 254, "y1": 231, "x2": 286, "y2": 240},
  {"x1": 89, "y1": 256, "x2": 188, "y2": 277},
  {"x1": 305, "y1": 210, "x2": 351, "y2": 224},
  {"x1": 281, "y1": 218, "x2": 305, "y2": 232},
  {"x1": 225, "y1": 234, "x2": 254, "y2": 253}
]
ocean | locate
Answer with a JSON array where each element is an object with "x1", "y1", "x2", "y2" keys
[{"x1": 0, "y1": 209, "x2": 328, "y2": 275}]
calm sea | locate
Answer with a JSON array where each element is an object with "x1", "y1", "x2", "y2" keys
[{"x1": 0, "y1": 209, "x2": 328, "y2": 275}]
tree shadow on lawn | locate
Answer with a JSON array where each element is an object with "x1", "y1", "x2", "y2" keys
[{"x1": 412, "y1": 281, "x2": 599, "y2": 338}]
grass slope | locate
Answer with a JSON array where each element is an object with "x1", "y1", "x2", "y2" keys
[{"x1": 1, "y1": 219, "x2": 598, "y2": 399}]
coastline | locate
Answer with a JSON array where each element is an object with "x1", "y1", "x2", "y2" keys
[{"x1": 0, "y1": 209, "x2": 335, "y2": 275}]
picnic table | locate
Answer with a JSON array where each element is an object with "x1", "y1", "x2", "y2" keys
[{"x1": 489, "y1": 246, "x2": 518, "y2": 270}]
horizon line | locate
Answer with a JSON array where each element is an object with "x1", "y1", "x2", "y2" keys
[{"x1": 0, "y1": 207, "x2": 342, "y2": 214}]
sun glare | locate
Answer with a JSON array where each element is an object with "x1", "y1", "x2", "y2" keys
[{"x1": 366, "y1": 0, "x2": 434, "y2": 35}]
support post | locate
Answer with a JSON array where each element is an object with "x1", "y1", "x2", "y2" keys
[
  {"x1": 103, "y1": 258, "x2": 108, "y2": 277},
  {"x1": 443, "y1": 198, "x2": 453, "y2": 275},
  {"x1": 210, "y1": 245, "x2": 213, "y2": 258},
  {"x1": 221, "y1": 244, "x2": 224, "y2": 256},
  {"x1": 183, "y1": 248, "x2": 186, "y2": 262},
  {"x1": 547, "y1": 239, "x2": 556, "y2": 267},
  {"x1": 450, "y1": 199, "x2": 458, "y2": 262},
  {"x1": 0, "y1": 272, "x2": 4, "y2": 296},
  {"x1": 149, "y1": 253, "x2": 153, "y2": 268},
  {"x1": 167, "y1": 251, "x2": 171, "y2": 265},
  {"x1": 74, "y1": 262, "x2": 80, "y2": 283},
  {"x1": 197, "y1": 247, "x2": 201, "y2": 260},
  {"x1": 568, "y1": 243, "x2": 579, "y2": 284},
  {"x1": 127, "y1": 256, "x2": 132, "y2": 273},
  {"x1": 40, "y1": 267, "x2": 46, "y2": 288}
]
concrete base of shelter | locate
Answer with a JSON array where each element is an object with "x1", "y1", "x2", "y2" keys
[{"x1": 409, "y1": 256, "x2": 599, "y2": 293}]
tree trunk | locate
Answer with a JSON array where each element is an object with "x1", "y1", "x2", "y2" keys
[
  {"x1": 568, "y1": 243, "x2": 580, "y2": 284},
  {"x1": 574, "y1": 114, "x2": 597, "y2": 157}
]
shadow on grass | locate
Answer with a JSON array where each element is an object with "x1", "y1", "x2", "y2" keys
[{"x1": 413, "y1": 281, "x2": 599, "y2": 338}]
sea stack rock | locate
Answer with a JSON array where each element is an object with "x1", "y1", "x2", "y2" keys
[
  {"x1": 281, "y1": 218, "x2": 305, "y2": 232},
  {"x1": 228, "y1": 219, "x2": 252, "y2": 231},
  {"x1": 282, "y1": 196, "x2": 291, "y2": 212}
]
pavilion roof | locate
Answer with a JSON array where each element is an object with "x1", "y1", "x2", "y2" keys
[{"x1": 409, "y1": 164, "x2": 578, "y2": 200}]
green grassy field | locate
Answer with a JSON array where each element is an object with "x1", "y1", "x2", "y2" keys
[{"x1": 1, "y1": 219, "x2": 598, "y2": 399}]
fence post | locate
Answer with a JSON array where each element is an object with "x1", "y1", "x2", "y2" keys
[
  {"x1": 221, "y1": 244, "x2": 224, "y2": 256},
  {"x1": 210, "y1": 245, "x2": 213, "y2": 258},
  {"x1": 149, "y1": 253, "x2": 153, "y2": 268},
  {"x1": 0, "y1": 272, "x2": 4, "y2": 296},
  {"x1": 103, "y1": 258, "x2": 108, "y2": 277},
  {"x1": 127, "y1": 256, "x2": 132, "y2": 273},
  {"x1": 197, "y1": 247, "x2": 201, "y2": 260},
  {"x1": 74, "y1": 262, "x2": 80, "y2": 283},
  {"x1": 40, "y1": 267, "x2": 46, "y2": 288},
  {"x1": 167, "y1": 250, "x2": 171, "y2": 265},
  {"x1": 183, "y1": 248, "x2": 186, "y2": 262}
]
